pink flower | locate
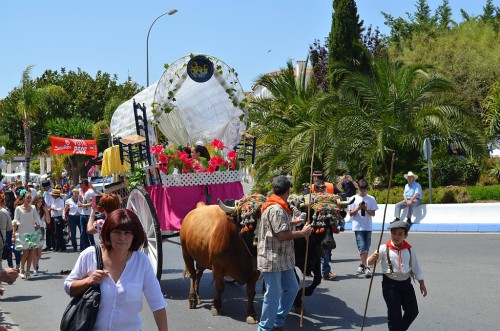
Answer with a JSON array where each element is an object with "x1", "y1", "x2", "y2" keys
[
  {"x1": 150, "y1": 145, "x2": 163, "y2": 154},
  {"x1": 211, "y1": 139, "x2": 226, "y2": 150}
]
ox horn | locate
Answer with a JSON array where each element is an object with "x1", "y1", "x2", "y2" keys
[
  {"x1": 338, "y1": 197, "x2": 356, "y2": 207},
  {"x1": 218, "y1": 199, "x2": 236, "y2": 214}
]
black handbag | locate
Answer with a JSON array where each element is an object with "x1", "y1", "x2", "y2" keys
[
  {"x1": 60, "y1": 245, "x2": 103, "y2": 331},
  {"x1": 0, "y1": 231, "x2": 9, "y2": 260}
]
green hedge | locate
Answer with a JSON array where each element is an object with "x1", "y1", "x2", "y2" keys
[{"x1": 370, "y1": 185, "x2": 500, "y2": 204}]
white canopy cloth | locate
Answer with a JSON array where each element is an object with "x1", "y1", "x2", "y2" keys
[
  {"x1": 110, "y1": 82, "x2": 158, "y2": 144},
  {"x1": 110, "y1": 54, "x2": 247, "y2": 150}
]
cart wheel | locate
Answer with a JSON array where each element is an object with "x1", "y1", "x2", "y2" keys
[{"x1": 127, "y1": 186, "x2": 163, "y2": 280}]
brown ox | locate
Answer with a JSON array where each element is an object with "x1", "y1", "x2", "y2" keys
[{"x1": 180, "y1": 202, "x2": 260, "y2": 324}]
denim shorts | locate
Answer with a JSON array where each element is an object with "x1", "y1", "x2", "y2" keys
[{"x1": 355, "y1": 231, "x2": 372, "y2": 253}]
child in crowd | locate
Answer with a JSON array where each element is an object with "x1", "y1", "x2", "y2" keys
[{"x1": 367, "y1": 220, "x2": 428, "y2": 331}]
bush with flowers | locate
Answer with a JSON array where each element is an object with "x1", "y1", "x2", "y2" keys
[{"x1": 150, "y1": 139, "x2": 239, "y2": 175}]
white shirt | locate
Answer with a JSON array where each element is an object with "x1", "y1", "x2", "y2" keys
[
  {"x1": 50, "y1": 198, "x2": 65, "y2": 218},
  {"x1": 44, "y1": 188, "x2": 54, "y2": 206},
  {"x1": 348, "y1": 194, "x2": 378, "y2": 231},
  {"x1": 378, "y1": 243, "x2": 425, "y2": 281},
  {"x1": 81, "y1": 188, "x2": 96, "y2": 216},
  {"x1": 64, "y1": 246, "x2": 167, "y2": 331},
  {"x1": 65, "y1": 197, "x2": 82, "y2": 216},
  {"x1": 13, "y1": 205, "x2": 39, "y2": 234}
]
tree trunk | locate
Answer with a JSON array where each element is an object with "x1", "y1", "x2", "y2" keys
[{"x1": 24, "y1": 122, "x2": 31, "y2": 185}]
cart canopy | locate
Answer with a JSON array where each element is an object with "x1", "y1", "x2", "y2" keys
[{"x1": 110, "y1": 54, "x2": 248, "y2": 149}]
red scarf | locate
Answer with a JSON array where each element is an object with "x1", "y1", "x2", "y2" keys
[
  {"x1": 261, "y1": 194, "x2": 291, "y2": 214},
  {"x1": 386, "y1": 240, "x2": 412, "y2": 272},
  {"x1": 81, "y1": 186, "x2": 90, "y2": 194}
]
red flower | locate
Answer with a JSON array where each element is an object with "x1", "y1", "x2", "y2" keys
[
  {"x1": 207, "y1": 164, "x2": 217, "y2": 173},
  {"x1": 211, "y1": 139, "x2": 226, "y2": 150},
  {"x1": 227, "y1": 150, "x2": 237, "y2": 159},
  {"x1": 158, "y1": 154, "x2": 168, "y2": 163},
  {"x1": 209, "y1": 156, "x2": 224, "y2": 167}
]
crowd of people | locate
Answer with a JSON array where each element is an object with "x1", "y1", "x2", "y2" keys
[{"x1": 0, "y1": 168, "x2": 426, "y2": 331}]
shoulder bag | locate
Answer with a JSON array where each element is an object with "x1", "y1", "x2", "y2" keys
[{"x1": 60, "y1": 244, "x2": 103, "y2": 331}]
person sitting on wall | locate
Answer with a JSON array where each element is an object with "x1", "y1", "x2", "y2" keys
[{"x1": 393, "y1": 171, "x2": 422, "y2": 228}]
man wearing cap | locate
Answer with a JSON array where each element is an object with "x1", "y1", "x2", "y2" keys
[
  {"x1": 394, "y1": 171, "x2": 422, "y2": 227},
  {"x1": 41, "y1": 180, "x2": 55, "y2": 251}
]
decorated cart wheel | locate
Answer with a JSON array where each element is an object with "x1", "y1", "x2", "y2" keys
[{"x1": 126, "y1": 186, "x2": 163, "y2": 280}]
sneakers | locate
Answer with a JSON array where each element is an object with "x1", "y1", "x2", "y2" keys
[
  {"x1": 406, "y1": 218, "x2": 413, "y2": 228},
  {"x1": 32, "y1": 270, "x2": 38, "y2": 276},
  {"x1": 356, "y1": 265, "x2": 365, "y2": 275},
  {"x1": 323, "y1": 273, "x2": 337, "y2": 280},
  {"x1": 392, "y1": 218, "x2": 400, "y2": 223},
  {"x1": 364, "y1": 267, "x2": 372, "y2": 278}
]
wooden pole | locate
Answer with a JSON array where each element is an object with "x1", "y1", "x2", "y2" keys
[
  {"x1": 361, "y1": 152, "x2": 396, "y2": 330},
  {"x1": 300, "y1": 131, "x2": 316, "y2": 327}
]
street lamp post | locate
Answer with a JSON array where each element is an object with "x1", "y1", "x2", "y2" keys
[{"x1": 146, "y1": 9, "x2": 178, "y2": 87}]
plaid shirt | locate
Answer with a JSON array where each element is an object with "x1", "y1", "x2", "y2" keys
[{"x1": 257, "y1": 204, "x2": 295, "y2": 272}]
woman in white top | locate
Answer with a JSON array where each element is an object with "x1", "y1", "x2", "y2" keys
[
  {"x1": 64, "y1": 209, "x2": 168, "y2": 331},
  {"x1": 13, "y1": 191, "x2": 40, "y2": 279},
  {"x1": 31, "y1": 195, "x2": 46, "y2": 275}
]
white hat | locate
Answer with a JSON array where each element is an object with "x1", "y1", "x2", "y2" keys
[
  {"x1": 404, "y1": 171, "x2": 418, "y2": 180},
  {"x1": 195, "y1": 141, "x2": 204, "y2": 146}
]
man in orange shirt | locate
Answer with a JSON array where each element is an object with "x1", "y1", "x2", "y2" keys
[{"x1": 310, "y1": 170, "x2": 340, "y2": 194}]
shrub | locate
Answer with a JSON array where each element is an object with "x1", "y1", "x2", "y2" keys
[
  {"x1": 468, "y1": 185, "x2": 500, "y2": 201},
  {"x1": 433, "y1": 156, "x2": 480, "y2": 186}
]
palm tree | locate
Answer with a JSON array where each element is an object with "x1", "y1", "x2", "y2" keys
[
  {"x1": 483, "y1": 80, "x2": 500, "y2": 140},
  {"x1": 249, "y1": 59, "x2": 321, "y2": 189},
  {"x1": 16, "y1": 65, "x2": 66, "y2": 184},
  {"x1": 92, "y1": 97, "x2": 124, "y2": 147},
  {"x1": 323, "y1": 59, "x2": 487, "y2": 182}
]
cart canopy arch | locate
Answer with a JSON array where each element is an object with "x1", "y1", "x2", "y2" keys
[{"x1": 110, "y1": 54, "x2": 248, "y2": 149}]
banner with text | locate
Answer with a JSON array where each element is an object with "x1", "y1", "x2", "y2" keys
[{"x1": 50, "y1": 136, "x2": 98, "y2": 157}]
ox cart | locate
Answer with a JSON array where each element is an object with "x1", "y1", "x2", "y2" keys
[{"x1": 105, "y1": 54, "x2": 254, "y2": 279}]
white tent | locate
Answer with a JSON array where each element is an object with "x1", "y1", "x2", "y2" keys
[{"x1": 110, "y1": 54, "x2": 247, "y2": 149}]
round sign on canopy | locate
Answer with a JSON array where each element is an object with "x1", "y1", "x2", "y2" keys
[{"x1": 187, "y1": 55, "x2": 214, "y2": 83}]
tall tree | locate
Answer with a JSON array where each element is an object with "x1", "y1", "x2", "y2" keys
[
  {"x1": 328, "y1": 0, "x2": 365, "y2": 89},
  {"x1": 14, "y1": 66, "x2": 66, "y2": 184},
  {"x1": 483, "y1": 80, "x2": 500, "y2": 139},
  {"x1": 435, "y1": 0, "x2": 455, "y2": 29}
]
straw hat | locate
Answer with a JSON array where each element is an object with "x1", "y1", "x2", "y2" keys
[
  {"x1": 403, "y1": 171, "x2": 418, "y2": 180},
  {"x1": 50, "y1": 189, "x2": 61, "y2": 197}
]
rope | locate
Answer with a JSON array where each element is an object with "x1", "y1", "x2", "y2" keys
[
  {"x1": 361, "y1": 153, "x2": 396, "y2": 330},
  {"x1": 300, "y1": 130, "x2": 316, "y2": 327}
]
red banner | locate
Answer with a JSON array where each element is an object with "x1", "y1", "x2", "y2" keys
[{"x1": 50, "y1": 136, "x2": 98, "y2": 157}]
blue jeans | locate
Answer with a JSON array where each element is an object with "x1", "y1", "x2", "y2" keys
[
  {"x1": 79, "y1": 215, "x2": 95, "y2": 250},
  {"x1": 394, "y1": 199, "x2": 421, "y2": 219},
  {"x1": 68, "y1": 215, "x2": 81, "y2": 251},
  {"x1": 321, "y1": 249, "x2": 332, "y2": 277},
  {"x1": 258, "y1": 268, "x2": 299, "y2": 331},
  {"x1": 6, "y1": 230, "x2": 21, "y2": 268},
  {"x1": 355, "y1": 231, "x2": 372, "y2": 254}
]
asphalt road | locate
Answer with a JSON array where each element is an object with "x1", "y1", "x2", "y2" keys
[{"x1": 1, "y1": 231, "x2": 499, "y2": 330}]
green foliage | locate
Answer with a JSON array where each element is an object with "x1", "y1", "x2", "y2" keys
[
  {"x1": 488, "y1": 163, "x2": 500, "y2": 182},
  {"x1": 126, "y1": 168, "x2": 146, "y2": 191},
  {"x1": 483, "y1": 80, "x2": 500, "y2": 139},
  {"x1": 372, "y1": 184, "x2": 500, "y2": 204},
  {"x1": 433, "y1": 156, "x2": 480, "y2": 186}
]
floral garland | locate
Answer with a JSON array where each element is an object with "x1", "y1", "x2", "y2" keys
[
  {"x1": 309, "y1": 193, "x2": 345, "y2": 234},
  {"x1": 238, "y1": 194, "x2": 267, "y2": 233},
  {"x1": 150, "y1": 139, "x2": 238, "y2": 175}
]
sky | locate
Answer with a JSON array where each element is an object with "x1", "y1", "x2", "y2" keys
[{"x1": 0, "y1": 0, "x2": 493, "y2": 99}]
